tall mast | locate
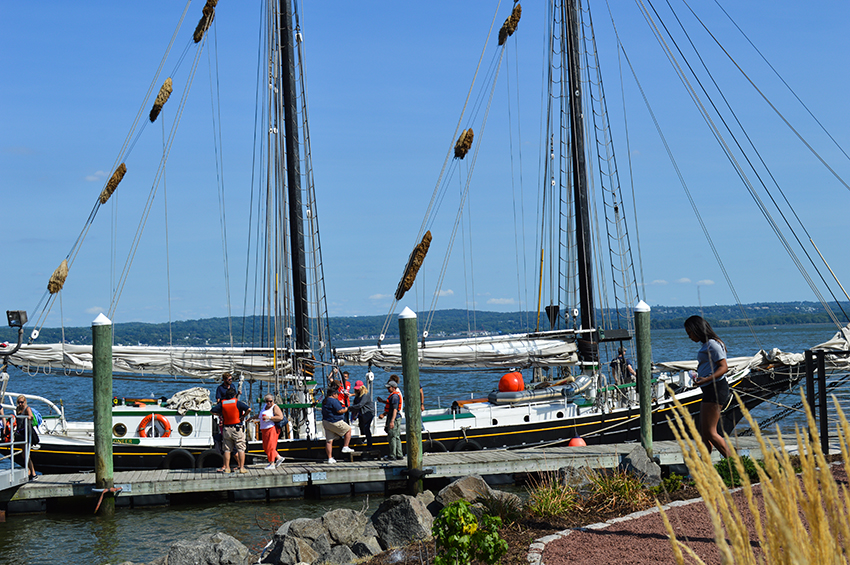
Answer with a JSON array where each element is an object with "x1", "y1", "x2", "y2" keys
[
  {"x1": 279, "y1": 0, "x2": 309, "y2": 353},
  {"x1": 565, "y1": 0, "x2": 595, "y2": 335}
]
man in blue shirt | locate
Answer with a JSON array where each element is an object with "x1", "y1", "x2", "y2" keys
[
  {"x1": 321, "y1": 386, "x2": 353, "y2": 464},
  {"x1": 215, "y1": 372, "x2": 238, "y2": 403},
  {"x1": 610, "y1": 347, "x2": 636, "y2": 385}
]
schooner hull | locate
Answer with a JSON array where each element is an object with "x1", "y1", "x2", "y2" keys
[{"x1": 6, "y1": 365, "x2": 800, "y2": 475}]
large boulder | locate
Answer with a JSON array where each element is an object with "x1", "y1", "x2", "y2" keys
[
  {"x1": 371, "y1": 494, "x2": 434, "y2": 549},
  {"x1": 350, "y1": 537, "x2": 383, "y2": 559},
  {"x1": 160, "y1": 533, "x2": 252, "y2": 565},
  {"x1": 285, "y1": 517, "x2": 328, "y2": 543},
  {"x1": 435, "y1": 475, "x2": 493, "y2": 508},
  {"x1": 321, "y1": 508, "x2": 370, "y2": 546},
  {"x1": 314, "y1": 545, "x2": 357, "y2": 565},
  {"x1": 619, "y1": 444, "x2": 661, "y2": 487}
]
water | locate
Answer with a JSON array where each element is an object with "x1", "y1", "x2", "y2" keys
[{"x1": 1, "y1": 323, "x2": 848, "y2": 564}]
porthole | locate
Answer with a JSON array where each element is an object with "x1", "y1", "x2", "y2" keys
[
  {"x1": 492, "y1": 419, "x2": 498, "y2": 426},
  {"x1": 523, "y1": 415, "x2": 530, "y2": 422},
  {"x1": 178, "y1": 422, "x2": 194, "y2": 437},
  {"x1": 557, "y1": 411, "x2": 564, "y2": 418},
  {"x1": 112, "y1": 423, "x2": 127, "y2": 437}
]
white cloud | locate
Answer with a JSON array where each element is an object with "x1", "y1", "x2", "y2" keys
[
  {"x1": 369, "y1": 293, "x2": 391, "y2": 300},
  {"x1": 438, "y1": 289, "x2": 454, "y2": 297},
  {"x1": 697, "y1": 279, "x2": 715, "y2": 286},
  {"x1": 651, "y1": 279, "x2": 668, "y2": 286},
  {"x1": 85, "y1": 170, "x2": 108, "y2": 182},
  {"x1": 675, "y1": 278, "x2": 692, "y2": 284},
  {"x1": 487, "y1": 297, "x2": 516, "y2": 305}
]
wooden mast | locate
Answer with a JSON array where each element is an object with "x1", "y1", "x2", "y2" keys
[
  {"x1": 279, "y1": 0, "x2": 309, "y2": 353},
  {"x1": 565, "y1": 0, "x2": 597, "y2": 356}
]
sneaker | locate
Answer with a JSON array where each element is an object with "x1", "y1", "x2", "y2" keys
[
  {"x1": 265, "y1": 463, "x2": 276, "y2": 470},
  {"x1": 327, "y1": 457, "x2": 337, "y2": 464},
  {"x1": 274, "y1": 457, "x2": 285, "y2": 467},
  {"x1": 341, "y1": 446, "x2": 354, "y2": 454}
]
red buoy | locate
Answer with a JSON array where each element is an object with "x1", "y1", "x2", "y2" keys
[
  {"x1": 498, "y1": 371, "x2": 525, "y2": 392},
  {"x1": 568, "y1": 437, "x2": 586, "y2": 447}
]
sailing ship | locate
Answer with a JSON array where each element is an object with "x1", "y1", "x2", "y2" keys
[{"x1": 3, "y1": 1, "x2": 850, "y2": 473}]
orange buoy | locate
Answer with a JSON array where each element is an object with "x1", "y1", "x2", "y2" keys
[
  {"x1": 498, "y1": 371, "x2": 525, "y2": 392},
  {"x1": 568, "y1": 437, "x2": 586, "y2": 447}
]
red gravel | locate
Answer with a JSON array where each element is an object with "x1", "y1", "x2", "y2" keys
[{"x1": 538, "y1": 464, "x2": 848, "y2": 565}]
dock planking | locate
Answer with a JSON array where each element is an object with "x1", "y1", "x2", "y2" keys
[{"x1": 3, "y1": 437, "x2": 772, "y2": 512}]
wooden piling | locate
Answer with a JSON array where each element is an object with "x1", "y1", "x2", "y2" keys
[
  {"x1": 634, "y1": 300, "x2": 653, "y2": 457},
  {"x1": 92, "y1": 313, "x2": 115, "y2": 516},
  {"x1": 398, "y1": 306, "x2": 423, "y2": 494}
]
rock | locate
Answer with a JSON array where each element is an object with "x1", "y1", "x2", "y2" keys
[
  {"x1": 371, "y1": 494, "x2": 434, "y2": 549},
  {"x1": 435, "y1": 475, "x2": 493, "y2": 508},
  {"x1": 286, "y1": 517, "x2": 328, "y2": 543},
  {"x1": 350, "y1": 537, "x2": 383, "y2": 559},
  {"x1": 322, "y1": 508, "x2": 369, "y2": 546},
  {"x1": 310, "y1": 533, "x2": 332, "y2": 557},
  {"x1": 276, "y1": 536, "x2": 319, "y2": 565},
  {"x1": 490, "y1": 488, "x2": 522, "y2": 509},
  {"x1": 619, "y1": 444, "x2": 662, "y2": 487},
  {"x1": 162, "y1": 533, "x2": 251, "y2": 565},
  {"x1": 314, "y1": 544, "x2": 357, "y2": 565}
]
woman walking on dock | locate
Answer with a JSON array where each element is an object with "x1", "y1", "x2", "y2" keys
[{"x1": 684, "y1": 315, "x2": 731, "y2": 457}]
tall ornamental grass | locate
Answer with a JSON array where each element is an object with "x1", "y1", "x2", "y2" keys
[{"x1": 661, "y1": 389, "x2": 850, "y2": 564}]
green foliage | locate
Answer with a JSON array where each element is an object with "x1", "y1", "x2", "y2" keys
[
  {"x1": 583, "y1": 467, "x2": 651, "y2": 512},
  {"x1": 477, "y1": 490, "x2": 524, "y2": 527},
  {"x1": 714, "y1": 455, "x2": 764, "y2": 488},
  {"x1": 525, "y1": 473, "x2": 579, "y2": 519},
  {"x1": 651, "y1": 472, "x2": 693, "y2": 496},
  {"x1": 432, "y1": 500, "x2": 508, "y2": 565}
]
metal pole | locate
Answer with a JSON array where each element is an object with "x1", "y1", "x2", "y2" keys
[
  {"x1": 816, "y1": 350, "x2": 829, "y2": 455},
  {"x1": 92, "y1": 313, "x2": 114, "y2": 516},
  {"x1": 398, "y1": 306, "x2": 423, "y2": 494},
  {"x1": 634, "y1": 300, "x2": 652, "y2": 457}
]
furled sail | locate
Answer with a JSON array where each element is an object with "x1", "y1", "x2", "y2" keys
[
  {"x1": 8, "y1": 344, "x2": 291, "y2": 381},
  {"x1": 336, "y1": 330, "x2": 579, "y2": 369}
]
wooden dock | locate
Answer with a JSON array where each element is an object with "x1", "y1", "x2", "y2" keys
[{"x1": 1, "y1": 437, "x2": 772, "y2": 514}]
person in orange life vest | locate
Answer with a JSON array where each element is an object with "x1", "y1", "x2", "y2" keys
[
  {"x1": 378, "y1": 379, "x2": 403, "y2": 460},
  {"x1": 322, "y1": 386, "x2": 353, "y2": 463},
  {"x1": 210, "y1": 387, "x2": 251, "y2": 473}
]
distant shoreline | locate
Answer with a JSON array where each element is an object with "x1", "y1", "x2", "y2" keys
[{"x1": 1, "y1": 302, "x2": 846, "y2": 347}]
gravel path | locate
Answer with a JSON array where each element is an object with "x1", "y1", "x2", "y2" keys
[{"x1": 530, "y1": 464, "x2": 847, "y2": 565}]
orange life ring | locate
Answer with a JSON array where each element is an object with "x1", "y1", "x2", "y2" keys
[{"x1": 138, "y1": 414, "x2": 172, "y2": 438}]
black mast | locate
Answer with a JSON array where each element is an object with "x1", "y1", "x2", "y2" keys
[
  {"x1": 565, "y1": 0, "x2": 596, "y2": 339},
  {"x1": 279, "y1": 0, "x2": 309, "y2": 353}
]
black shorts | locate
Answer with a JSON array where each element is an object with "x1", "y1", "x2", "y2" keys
[{"x1": 701, "y1": 377, "x2": 730, "y2": 406}]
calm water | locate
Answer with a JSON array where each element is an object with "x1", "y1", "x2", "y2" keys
[{"x1": 1, "y1": 323, "x2": 848, "y2": 564}]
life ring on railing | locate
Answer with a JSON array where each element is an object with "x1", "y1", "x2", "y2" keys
[{"x1": 138, "y1": 414, "x2": 171, "y2": 438}]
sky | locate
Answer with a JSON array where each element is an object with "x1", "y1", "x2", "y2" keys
[{"x1": 2, "y1": 1, "x2": 849, "y2": 330}]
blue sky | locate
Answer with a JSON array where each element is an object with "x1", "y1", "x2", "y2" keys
[{"x1": 2, "y1": 1, "x2": 849, "y2": 329}]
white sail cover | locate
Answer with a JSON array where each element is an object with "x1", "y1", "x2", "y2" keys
[
  {"x1": 654, "y1": 323, "x2": 850, "y2": 374},
  {"x1": 336, "y1": 331, "x2": 579, "y2": 369},
  {"x1": 6, "y1": 343, "x2": 291, "y2": 381}
]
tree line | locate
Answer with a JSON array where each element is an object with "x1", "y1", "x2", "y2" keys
[{"x1": 0, "y1": 302, "x2": 845, "y2": 347}]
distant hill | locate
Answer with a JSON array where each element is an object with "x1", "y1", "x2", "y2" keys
[{"x1": 0, "y1": 302, "x2": 845, "y2": 347}]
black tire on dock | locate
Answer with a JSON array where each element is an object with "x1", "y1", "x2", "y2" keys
[
  {"x1": 161, "y1": 448, "x2": 196, "y2": 469},
  {"x1": 452, "y1": 439, "x2": 482, "y2": 452},
  {"x1": 423, "y1": 439, "x2": 448, "y2": 452},
  {"x1": 195, "y1": 448, "x2": 224, "y2": 469}
]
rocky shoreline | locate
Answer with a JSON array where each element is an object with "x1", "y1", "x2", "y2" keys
[{"x1": 109, "y1": 474, "x2": 522, "y2": 565}]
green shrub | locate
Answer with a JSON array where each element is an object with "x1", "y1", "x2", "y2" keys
[
  {"x1": 714, "y1": 455, "x2": 763, "y2": 488},
  {"x1": 583, "y1": 468, "x2": 651, "y2": 512},
  {"x1": 432, "y1": 500, "x2": 508, "y2": 565},
  {"x1": 524, "y1": 473, "x2": 579, "y2": 519},
  {"x1": 651, "y1": 472, "x2": 692, "y2": 496}
]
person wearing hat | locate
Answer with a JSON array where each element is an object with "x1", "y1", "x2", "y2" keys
[
  {"x1": 610, "y1": 346, "x2": 636, "y2": 385},
  {"x1": 321, "y1": 386, "x2": 353, "y2": 464},
  {"x1": 349, "y1": 380, "x2": 374, "y2": 449},
  {"x1": 378, "y1": 377, "x2": 403, "y2": 460}
]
